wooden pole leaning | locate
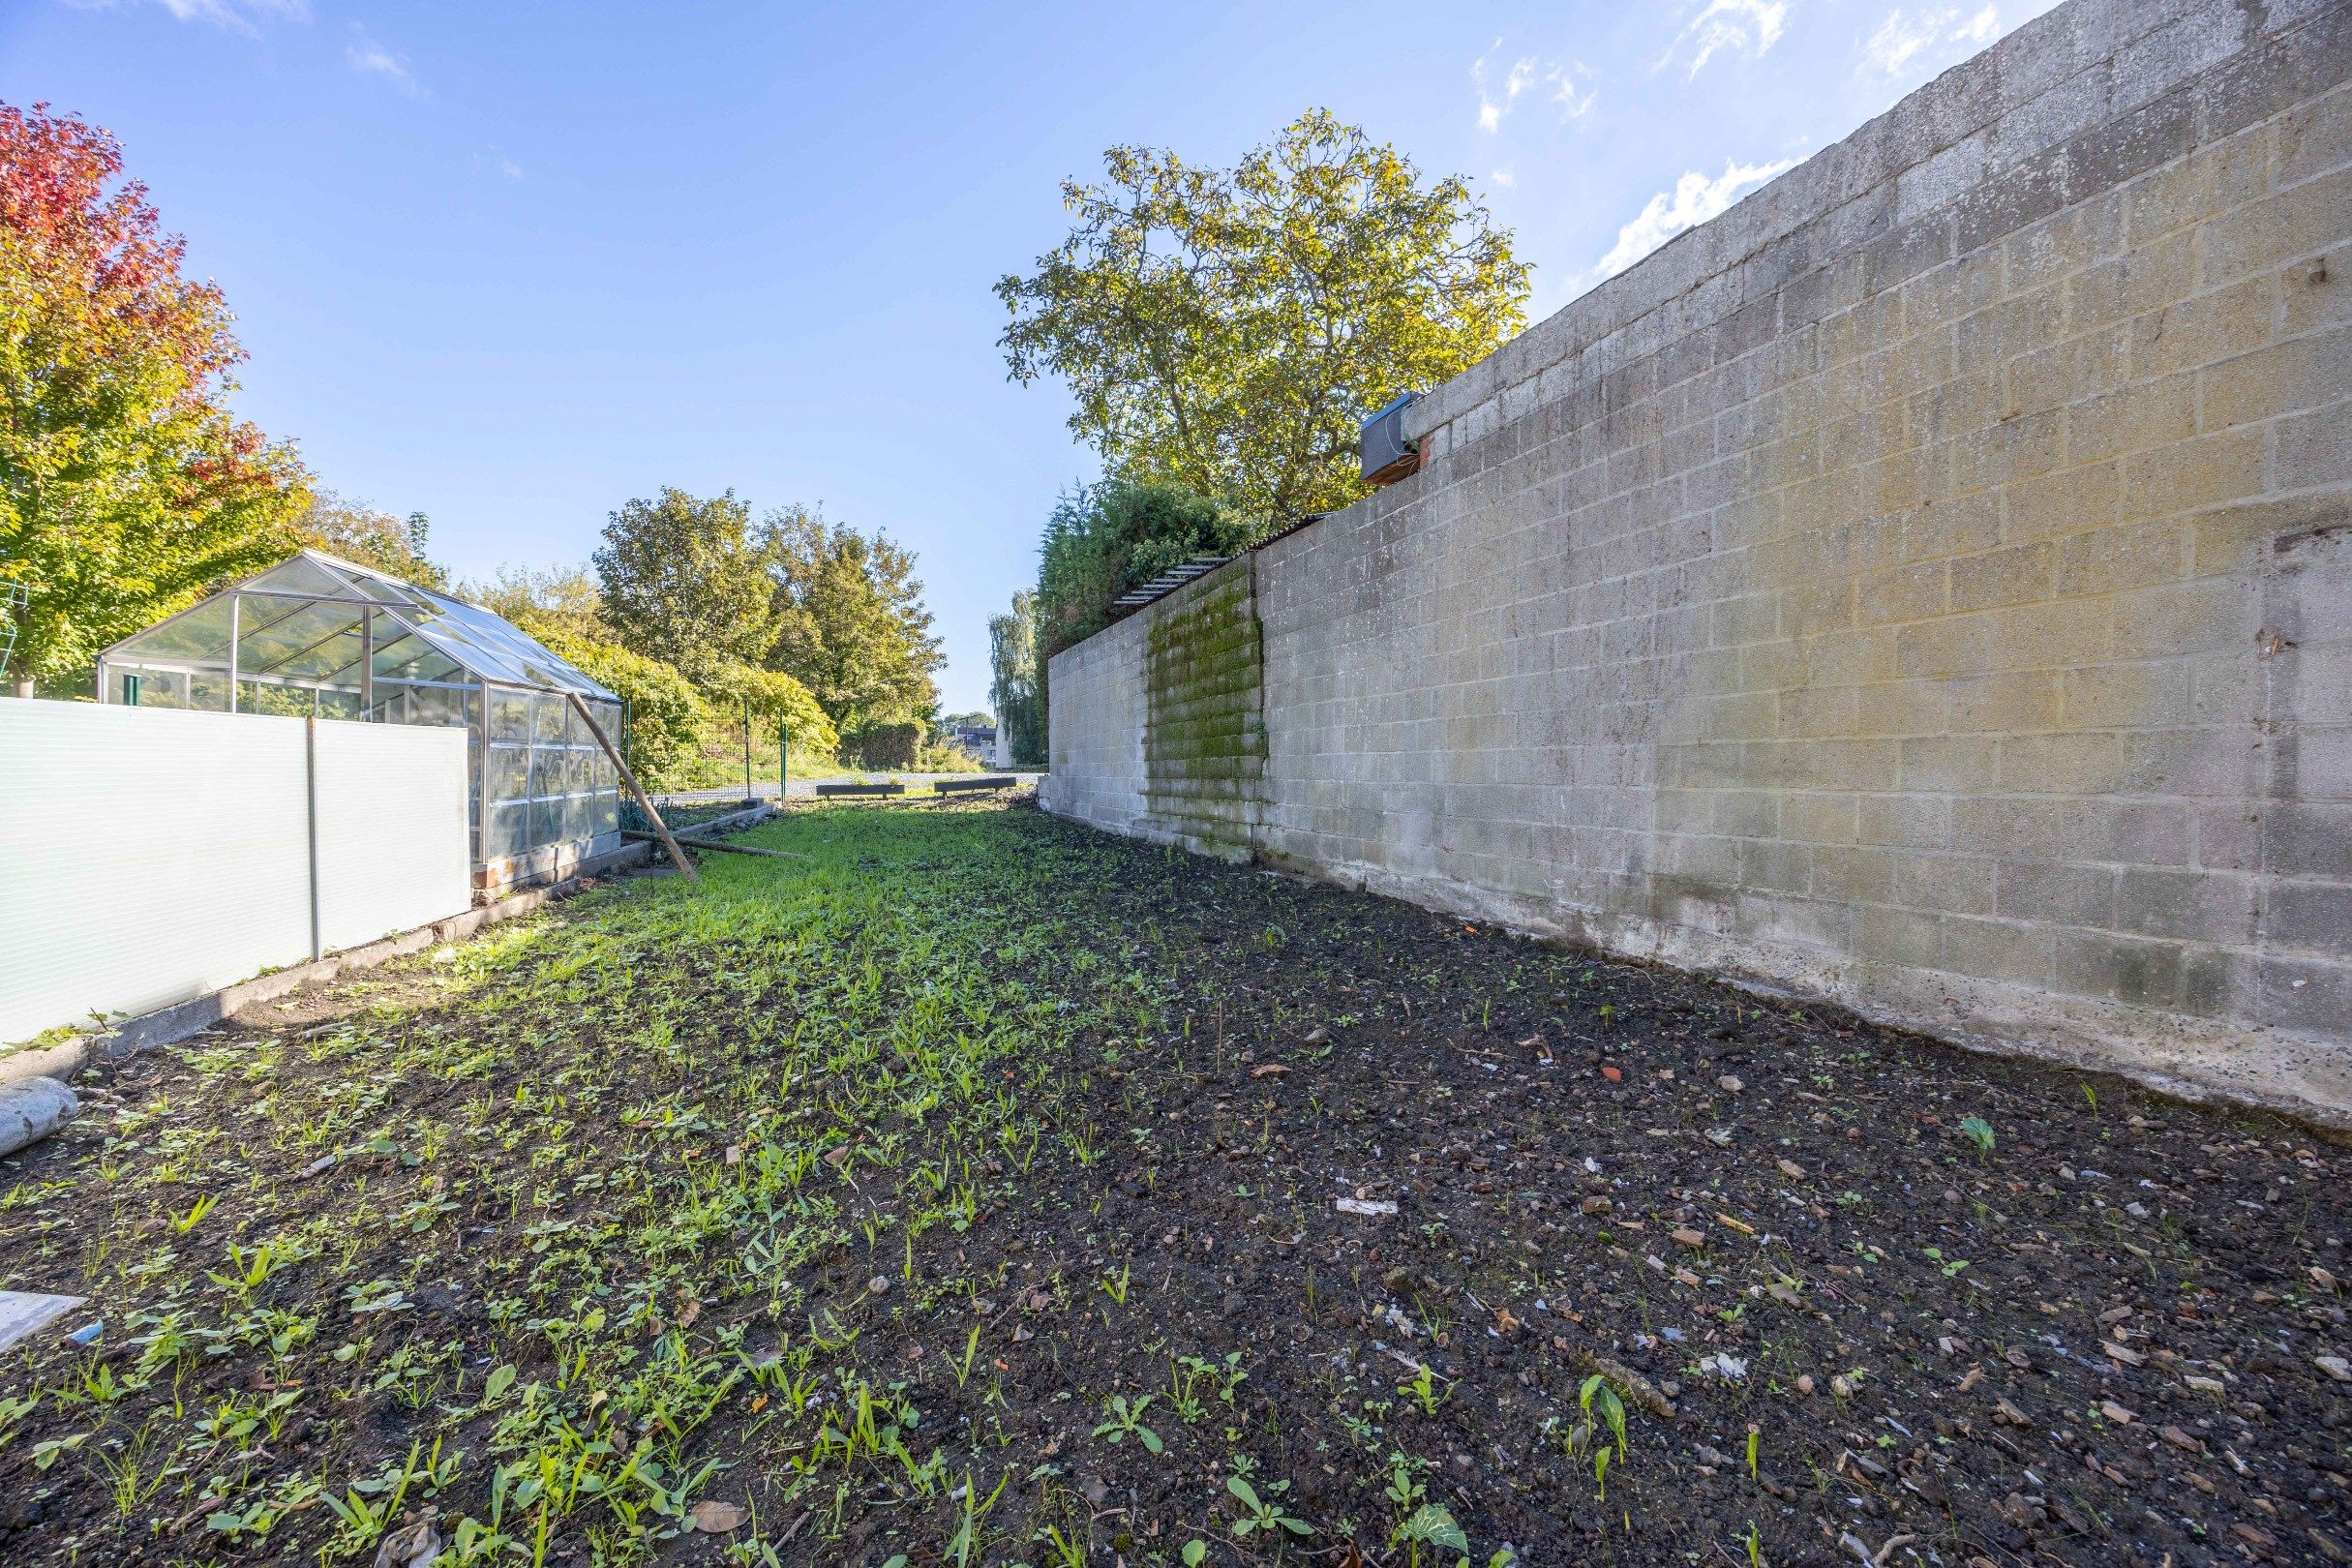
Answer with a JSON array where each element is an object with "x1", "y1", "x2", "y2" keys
[{"x1": 566, "y1": 690, "x2": 701, "y2": 886}]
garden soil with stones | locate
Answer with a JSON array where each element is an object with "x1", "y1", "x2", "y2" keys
[{"x1": 0, "y1": 799, "x2": 2347, "y2": 1568}]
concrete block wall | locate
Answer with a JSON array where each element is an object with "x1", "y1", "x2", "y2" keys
[
  {"x1": 1043, "y1": 0, "x2": 2352, "y2": 1123},
  {"x1": 1042, "y1": 604, "x2": 1150, "y2": 838}
]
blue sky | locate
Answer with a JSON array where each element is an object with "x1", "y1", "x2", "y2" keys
[{"x1": 4, "y1": 0, "x2": 2056, "y2": 713}]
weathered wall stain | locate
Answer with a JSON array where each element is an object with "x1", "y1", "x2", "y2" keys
[
  {"x1": 1141, "y1": 563, "x2": 1265, "y2": 860},
  {"x1": 1046, "y1": 0, "x2": 2352, "y2": 1125}
]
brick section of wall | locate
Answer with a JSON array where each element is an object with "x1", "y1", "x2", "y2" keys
[
  {"x1": 1045, "y1": 0, "x2": 2352, "y2": 1124},
  {"x1": 1142, "y1": 563, "x2": 1266, "y2": 860}
]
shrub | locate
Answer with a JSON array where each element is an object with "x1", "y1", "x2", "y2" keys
[
  {"x1": 521, "y1": 618, "x2": 706, "y2": 787},
  {"x1": 845, "y1": 721, "x2": 920, "y2": 770},
  {"x1": 917, "y1": 739, "x2": 984, "y2": 773},
  {"x1": 697, "y1": 660, "x2": 839, "y2": 757},
  {"x1": 1035, "y1": 480, "x2": 1260, "y2": 660}
]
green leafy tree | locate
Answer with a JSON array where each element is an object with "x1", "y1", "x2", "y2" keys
[
  {"x1": 988, "y1": 590, "x2": 1045, "y2": 766},
  {"x1": 759, "y1": 504, "x2": 942, "y2": 732},
  {"x1": 1035, "y1": 480, "x2": 1256, "y2": 658},
  {"x1": 460, "y1": 562, "x2": 606, "y2": 642},
  {"x1": 297, "y1": 489, "x2": 443, "y2": 588},
  {"x1": 1, "y1": 102, "x2": 308, "y2": 696},
  {"x1": 593, "y1": 487, "x2": 773, "y2": 677},
  {"x1": 698, "y1": 658, "x2": 838, "y2": 757},
  {"x1": 997, "y1": 108, "x2": 1529, "y2": 522},
  {"x1": 518, "y1": 618, "x2": 706, "y2": 786}
]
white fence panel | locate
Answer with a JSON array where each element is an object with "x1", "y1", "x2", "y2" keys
[
  {"x1": 0, "y1": 702, "x2": 471, "y2": 1045},
  {"x1": 314, "y1": 721, "x2": 470, "y2": 954}
]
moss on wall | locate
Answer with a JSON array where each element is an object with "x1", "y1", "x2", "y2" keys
[{"x1": 1143, "y1": 564, "x2": 1265, "y2": 859}]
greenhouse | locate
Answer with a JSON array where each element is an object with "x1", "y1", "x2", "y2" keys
[{"x1": 95, "y1": 550, "x2": 627, "y2": 889}]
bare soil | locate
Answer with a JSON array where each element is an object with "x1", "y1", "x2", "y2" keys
[{"x1": 0, "y1": 800, "x2": 2346, "y2": 1567}]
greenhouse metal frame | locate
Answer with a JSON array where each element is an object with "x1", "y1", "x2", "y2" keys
[{"x1": 95, "y1": 551, "x2": 627, "y2": 890}]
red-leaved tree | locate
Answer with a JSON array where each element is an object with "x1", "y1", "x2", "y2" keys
[{"x1": 1, "y1": 101, "x2": 307, "y2": 695}]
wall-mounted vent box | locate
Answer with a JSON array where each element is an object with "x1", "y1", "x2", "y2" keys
[{"x1": 1360, "y1": 393, "x2": 1420, "y2": 486}]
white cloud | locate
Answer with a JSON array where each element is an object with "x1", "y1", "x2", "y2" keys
[
  {"x1": 1474, "y1": 43, "x2": 1599, "y2": 131},
  {"x1": 1551, "y1": 61, "x2": 1599, "y2": 120},
  {"x1": 1490, "y1": 168, "x2": 1517, "y2": 188},
  {"x1": 1594, "y1": 156, "x2": 1799, "y2": 278},
  {"x1": 346, "y1": 26, "x2": 420, "y2": 95},
  {"x1": 1859, "y1": 5, "x2": 2005, "y2": 77},
  {"x1": 74, "y1": 0, "x2": 308, "y2": 31},
  {"x1": 1471, "y1": 43, "x2": 1539, "y2": 133},
  {"x1": 1660, "y1": 0, "x2": 1791, "y2": 79},
  {"x1": 1858, "y1": 8, "x2": 1940, "y2": 75}
]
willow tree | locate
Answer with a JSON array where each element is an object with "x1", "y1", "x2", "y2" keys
[
  {"x1": 996, "y1": 109, "x2": 1531, "y2": 522},
  {"x1": 988, "y1": 589, "x2": 1044, "y2": 766}
]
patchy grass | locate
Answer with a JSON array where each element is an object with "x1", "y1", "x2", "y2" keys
[{"x1": 1, "y1": 800, "x2": 2347, "y2": 1567}]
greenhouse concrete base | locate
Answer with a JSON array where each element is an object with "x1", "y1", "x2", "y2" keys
[{"x1": 478, "y1": 830, "x2": 633, "y2": 900}]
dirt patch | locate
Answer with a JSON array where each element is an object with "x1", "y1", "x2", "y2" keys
[{"x1": 0, "y1": 801, "x2": 2345, "y2": 1566}]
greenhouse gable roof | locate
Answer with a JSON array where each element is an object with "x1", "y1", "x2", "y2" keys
[{"x1": 102, "y1": 550, "x2": 618, "y2": 701}]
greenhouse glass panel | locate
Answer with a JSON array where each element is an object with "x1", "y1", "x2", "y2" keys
[
  {"x1": 238, "y1": 601, "x2": 362, "y2": 679},
  {"x1": 489, "y1": 688, "x2": 534, "y2": 742},
  {"x1": 488, "y1": 742, "x2": 530, "y2": 799},
  {"x1": 240, "y1": 555, "x2": 354, "y2": 603},
  {"x1": 126, "y1": 596, "x2": 236, "y2": 663},
  {"x1": 372, "y1": 630, "x2": 466, "y2": 686}
]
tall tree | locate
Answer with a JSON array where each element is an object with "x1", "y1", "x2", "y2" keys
[
  {"x1": 989, "y1": 589, "x2": 1045, "y2": 766},
  {"x1": 759, "y1": 504, "x2": 942, "y2": 732},
  {"x1": 592, "y1": 487, "x2": 773, "y2": 677},
  {"x1": 997, "y1": 109, "x2": 1530, "y2": 521},
  {"x1": 297, "y1": 489, "x2": 444, "y2": 587},
  {"x1": 0, "y1": 101, "x2": 308, "y2": 696}
]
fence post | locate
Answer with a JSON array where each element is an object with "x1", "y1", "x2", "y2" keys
[
  {"x1": 305, "y1": 714, "x2": 322, "y2": 962},
  {"x1": 476, "y1": 680, "x2": 494, "y2": 872},
  {"x1": 779, "y1": 720, "x2": 789, "y2": 803}
]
